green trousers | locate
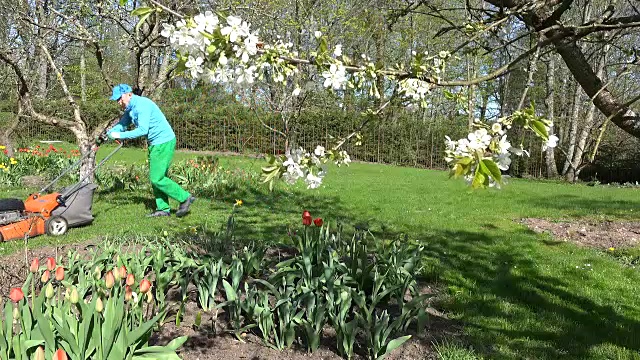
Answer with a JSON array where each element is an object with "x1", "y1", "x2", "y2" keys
[{"x1": 148, "y1": 138, "x2": 190, "y2": 212}]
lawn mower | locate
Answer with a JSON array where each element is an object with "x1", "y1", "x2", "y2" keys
[{"x1": 0, "y1": 135, "x2": 122, "y2": 242}]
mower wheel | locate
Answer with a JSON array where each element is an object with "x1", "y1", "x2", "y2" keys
[{"x1": 45, "y1": 216, "x2": 68, "y2": 236}]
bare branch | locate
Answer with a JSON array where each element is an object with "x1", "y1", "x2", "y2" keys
[
  {"x1": 38, "y1": 42, "x2": 84, "y2": 126},
  {"x1": 0, "y1": 49, "x2": 75, "y2": 128}
]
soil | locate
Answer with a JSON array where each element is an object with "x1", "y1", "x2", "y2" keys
[
  {"x1": 0, "y1": 241, "x2": 460, "y2": 360},
  {"x1": 519, "y1": 218, "x2": 640, "y2": 250}
]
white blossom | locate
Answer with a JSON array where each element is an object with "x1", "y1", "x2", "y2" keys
[
  {"x1": 314, "y1": 145, "x2": 325, "y2": 157},
  {"x1": 334, "y1": 44, "x2": 342, "y2": 57},
  {"x1": 235, "y1": 65, "x2": 257, "y2": 84},
  {"x1": 160, "y1": 24, "x2": 175, "y2": 39},
  {"x1": 467, "y1": 129, "x2": 491, "y2": 151},
  {"x1": 399, "y1": 79, "x2": 430, "y2": 101},
  {"x1": 322, "y1": 64, "x2": 347, "y2": 90},
  {"x1": 207, "y1": 66, "x2": 234, "y2": 83},
  {"x1": 221, "y1": 16, "x2": 250, "y2": 43},
  {"x1": 509, "y1": 146, "x2": 530, "y2": 157},
  {"x1": 314, "y1": 31, "x2": 322, "y2": 38},
  {"x1": 234, "y1": 31, "x2": 259, "y2": 63},
  {"x1": 494, "y1": 153, "x2": 511, "y2": 171},
  {"x1": 543, "y1": 134, "x2": 559, "y2": 151},
  {"x1": 305, "y1": 172, "x2": 323, "y2": 189},
  {"x1": 497, "y1": 135, "x2": 511, "y2": 154},
  {"x1": 185, "y1": 56, "x2": 204, "y2": 79},
  {"x1": 193, "y1": 11, "x2": 219, "y2": 33}
]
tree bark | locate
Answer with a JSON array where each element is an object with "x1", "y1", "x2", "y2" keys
[
  {"x1": 80, "y1": 46, "x2": 87, "y2": 102},
  {"x1": 565, "y1": 41, "x2": 610, "y2": 182},
  {"x1": 544, "y1": 53, "x2": 559, "y2": 178},
  {"x1": 484, "y1": 0, "x2": 640, "y2": 139}
]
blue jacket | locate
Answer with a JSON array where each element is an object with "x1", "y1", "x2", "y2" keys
[{"x1": 108, "y1": 95, "x2": 175, "y2": 146}]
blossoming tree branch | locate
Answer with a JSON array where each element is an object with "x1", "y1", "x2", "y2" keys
[{"x1": 136, "y1": 4, "x2": 558, "y2": 190}]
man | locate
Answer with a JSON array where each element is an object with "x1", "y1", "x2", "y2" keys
[{"x1": 106, "y1": 83, "x2": 196, "y2": 217}]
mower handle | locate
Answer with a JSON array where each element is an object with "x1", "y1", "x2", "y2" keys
[
  {"x1": 58, "y1": 141, "x2": 123, "y2": 202},
  {"x1": 39, "y1": 138, "x2": 122, "y2": 194}
]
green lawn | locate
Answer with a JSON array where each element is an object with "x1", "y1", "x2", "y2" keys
[{"x1": 2, "y1": 145, "x2": 640, "y2": 359}]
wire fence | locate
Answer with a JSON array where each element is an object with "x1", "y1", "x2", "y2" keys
[{"x1": 13, "y1": 115, "x2": 548, "y2": 177}]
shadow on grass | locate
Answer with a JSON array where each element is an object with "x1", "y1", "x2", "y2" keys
[
  {"x1": 416, "y1": 227, "x2": 640, "y2": 359},
  {"x1": 95, "y1": 187, "x2": 640, "y2": 359}
]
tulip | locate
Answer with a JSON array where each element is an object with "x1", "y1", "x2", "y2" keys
[
  {"x1": 30, "y1": 258, "x2": 39, "y2": 273},
  {"x1": 302, "y1": 215, "x2": 312, "y2": 226},
  {"x1": 41, "y1": 270, "x2": 50, "y2": 283},
  {"x1": 94, "y1": 266, "x2": 101, "y2": 280},
  {"x1": 70, "y1": 287, "x2": 79, "y2": 304},
  {"x1": 126, "y1": 273, "x2": 135, "y2": 286},
  {"x1": 9, "y1": 288, "x2": 24, "y2": 303},
  {"x1": 34, "y1": 346, "x2": 45, "y2": 360},
  {"x1": 55, "y1": 266, "x2": 64, "y2": 281},
  {"x1": 105, "y1": 271, "x2": 115, "y2": 289},
  {"x1": 45, "y1": 283, "x2": 55, "y2": 299},
  {"x1": 46, "y1": 257, "x2": 56, "y2": 271},
  {"x1": 302, "y1": 210, "x2": 311, "y2": 218},
  {"x1": 95, "y1": 297, "x2": 104, "y2": 313},
  {"x1": 313, "y1": 218, "x2": 323, "y2": 227},
  {"x1": 113, "y1": 266, "x2": 121, "y2": 280},
  {"x1": 53, "y1": 349, "x2": 68, "y2": 360},
  {"x1": 139, "y1": 279, "x2": 151, "y2": 294},
  {"x1": 119, "y1": 265, "x2": 127, "y2": 279},
  {"x1": 125, "y1": 286, "x2": 133, "y2": 301}
]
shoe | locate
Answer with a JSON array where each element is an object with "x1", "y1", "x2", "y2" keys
[
  {"x1": 176, "y1": 196, "x2": 196, "y2": 217},
  {"x1": 147, "y1": 210, "x2": 170, "y2": 217}
]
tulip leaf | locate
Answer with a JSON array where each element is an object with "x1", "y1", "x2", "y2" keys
[
  {"x1": 222, "y1": 280, "x2": 237, "y2": 301},
  {"x1": 378, "y1": 335, "x2": 411, "y2": 359}
]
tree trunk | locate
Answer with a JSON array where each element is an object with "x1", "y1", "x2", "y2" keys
[
  {"x1": 565, "y1": 41, "x2": 610, "y2": 182},
  {"x1": 77, "y1": 133, "x2": 97, "y2": 183},
  {"x1": 1, "y1": 115, "x2": 19, "y2": 157},
  {"x1": 80, "y1": 47, "x2": 87, "y2": 102},
  {"x1": 484, "y1": 0, "x2": 640, "y2": 140},
  {"x1": 467, "y1": 54, "x2": 477, "y2": 130},
  {"x1": 544, "y1": 53, "x2": 559, "y2": 178},
  {"x1": 561, "y1": 81, "x2": 583, "y2": 176}
]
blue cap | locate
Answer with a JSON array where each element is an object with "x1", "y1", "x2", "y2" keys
[{"x1": 110, "y1": 84, "x2": 133, "y2": 101}]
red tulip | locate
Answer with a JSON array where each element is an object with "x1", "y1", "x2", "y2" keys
[
  {"x1": 302, "y1": 215, "x2": 312, "y2": 226},
  {"x1": 9, "y1": 288, "x2": 24, "y2": 303},
  {"x1": 105, "y1": 271, "x2": 115, "y2": 289},
  {"x1": 313, "y1": 218, "x2": 323, "y2": 227},
  {"x1": 302, "y1": 210, "x2": 311, "y2": 218},
  {"x1": 46, "y1": 257, "x2": 56, "y2": 271},
  {"x1": 126, "y1": 273, "x2": 135, "y2": 286},
  {"x1": 30, "y1": 258, "x2": 39, "y2": 273},
  {"x1": 53, "y1": 349, "x2": 68, "y2": 360},
  {"x1": 55, "y1": 266, "x2": 64, "y2": 281},
  {"x1": 139, "y1": 279, "x2": 151, "y2": 294},
  {"x1": 41, "y1": 270, "x2": 50, "y2": 283}
]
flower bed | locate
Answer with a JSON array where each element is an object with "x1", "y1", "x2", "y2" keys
[{"x1": 0, "y1": 207, "x2": 443, "y2": 359}]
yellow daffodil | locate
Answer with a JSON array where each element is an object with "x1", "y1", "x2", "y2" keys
[
  {"x1": 10, "y1": 158, "x2": 17, "y2": 165},
  {"x1": 235, "y1": 199, "x2": 243, "y2": 206},
  {"x1": 609, "y1": 247, "x2": 615, "y2": 251},
  {"x1": 0, "y1": 145, "x2": 5, "y2": 150}
]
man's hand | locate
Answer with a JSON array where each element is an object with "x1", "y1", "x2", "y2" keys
[{"x1": 108, "y1": 132, "x2": 121, "y2": 139}]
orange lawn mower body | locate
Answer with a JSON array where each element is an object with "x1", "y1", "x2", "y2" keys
[{"x1": 0, "y1": 139, "x2": 122, "y2": 242}]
